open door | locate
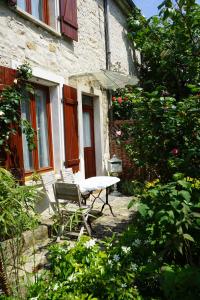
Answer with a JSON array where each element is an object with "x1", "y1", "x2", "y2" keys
[{"x1": 82, "y1": 95, "x2": 96, "y2": 178}]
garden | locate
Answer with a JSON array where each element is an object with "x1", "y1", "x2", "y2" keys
[{"x1": 0, "y1": 0, "x2": 200, "y2": 299}]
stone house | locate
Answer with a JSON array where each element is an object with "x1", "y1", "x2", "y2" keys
[{"x1": 0, "y1": 0, "x2": 138, "y2": 197}]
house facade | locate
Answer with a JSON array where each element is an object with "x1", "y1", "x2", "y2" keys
[{"x1": 0, "y1": 0, "x2": 137, "y2": 190}]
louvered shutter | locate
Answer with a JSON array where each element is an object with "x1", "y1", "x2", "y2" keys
[
  {"x1": 0, "y1": 66, "x2": 25, "y2": 182},
  {"x1": 63, "y1": 84, "x2": 80, "y2": 172},
  {"x1": 60, "y1": 0, "x2": 78, "y2": 41}
]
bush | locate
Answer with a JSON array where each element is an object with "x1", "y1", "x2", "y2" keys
[
  {"x1": 161, "y1": 265, "x2": 200, "y2": 300},
  {"x1": 118, "y1": 180, "x2": 144, "y2": 196},
  {"x1": 28, "y1": 237, "x2": 140, "y2": 300},
  {"x1": 134, "y1": 175, "x2": 200, "y2": 264},
  {"x1": 0, "y1": 168, "x2": 39, "y2": 241},
  {"x1": 113, "y1": 86, "x2": 200, "y2": 181}
]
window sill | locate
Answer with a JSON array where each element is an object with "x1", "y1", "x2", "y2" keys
[{"x1": 14, "y1": 6, "x2": 61, "y2": 38}]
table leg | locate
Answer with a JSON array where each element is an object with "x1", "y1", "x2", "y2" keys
[{"x1": 100, "y1": 187, "x2": 115, "y2": 217}]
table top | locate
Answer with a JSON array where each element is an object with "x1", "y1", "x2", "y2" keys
[{"x1": 79, "y1": 176, "x2": 120, "y2": 192}]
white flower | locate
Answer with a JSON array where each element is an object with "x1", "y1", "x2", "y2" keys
[
  {"x1": 134, "y1": 20, "x2": 140, "y2": 26},
  {"x1": 132, "y1": 239, "x2": 141, "y2": 247},
  {"x1": 121, "y1": 283, "x2": 127, "y2": 288},
  {"x1": 30, "y1": 297, "x2": 38, "y2": 300},
  {"x1": 108, "y1": 259, "x2": 113, "y2": 267},
  {"x1": 0, "y1": 111, "x2": 5, "y2": 116},
  {"x1": 13, "y1": 78, "x2": 18, "y2": 84},
  {"x1": 130, "y1": 263, "x2": 138, "y2": 271},
  {"x1": 53, "y1": 283, "x2": 59, "y2": 291},
  {"x1": 68, "y1": 273, "x2": 76, "y2": 282},
  {"x1": 121, "y1": 246, "x2": 131, "y2": 254},
  {"x1": 113, "y1": 254, "x2": 120, "y2": 262},
  {"x1": 84, "y1": 238, "x2": 97, "y2": 249}
]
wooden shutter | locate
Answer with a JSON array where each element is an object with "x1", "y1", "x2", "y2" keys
[
  {"x1": 0, "y1": 66, "x2": 25, "y2": 182},
  {"x1": 60, "y1": 0, "x2": 78, "y2": 41},
  {"x1": 63, "y1": 84, "x2": 79, "y2": 172}
]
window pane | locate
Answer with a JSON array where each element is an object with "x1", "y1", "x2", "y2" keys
[
  {"x1": 35, "y1": 89, "x2": 50, "y2": 169},
  {"x1": 48, "y1": 0, "x2": 56, "y2": 29},
  {"x1": 31, "y1": 0, "x2": 43, "y2": 21},
  {"x1": 83, "y1": 112, "x2": 92, "y2": 147},
  {"x1": 17, "y1": 0, "x2": 26, "y2": 10},
  {"x1": 21, "y1": 97, "x2": 34, "y2": 172}
]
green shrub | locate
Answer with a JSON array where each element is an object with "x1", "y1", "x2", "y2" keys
[
  {"x1": 134, "y1": 175, "x2": 200, "y2": 264},
  {"x1": 118, "y1": 180, "x2": 144, "y2": 196},
  {"x1": 161, "y1": 265, "x2": 200, "y2": 300},
  {"x1": 0, "y1": 168, "x2": 39, "y2": 241},
  {"x1": 28, "y1": 237, "x2": 141, "y2": 300}
]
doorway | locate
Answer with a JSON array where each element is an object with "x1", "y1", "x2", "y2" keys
[{"x1": 82, "y1": 95, "x2": 96, "y2": 178}]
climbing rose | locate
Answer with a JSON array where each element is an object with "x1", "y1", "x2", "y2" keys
[
  {"x1": 171, "y1": 148, "x2": 179, "y2": 155},
  {"x1": 112, "y1": 96, "x2": 116, "y2": 102},
  {"x1": 118, "y1": 97, "x2": 123, "y2": 104}
]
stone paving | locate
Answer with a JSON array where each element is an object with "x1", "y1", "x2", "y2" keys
[{"x1": 88, "y1": 191, "x2": 137, "y2": 239}]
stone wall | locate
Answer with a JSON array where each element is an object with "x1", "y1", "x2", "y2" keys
[{"x1": 0, "y1": 0, "x2": 135, "y2": 78}]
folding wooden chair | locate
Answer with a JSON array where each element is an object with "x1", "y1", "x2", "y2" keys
[
  {"x1": 40, "y1": 171, "x2": 58, "y2": 213},
  {"x1": 60, "y1": 168, "x2": 90, "y2": 204},
  {"x1": 53, "y1": 182, "x2": 92, "y2": 241}
]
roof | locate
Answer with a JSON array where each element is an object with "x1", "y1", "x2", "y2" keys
[{"x1": 114, "y1": 0, "x2": 136, "y2": 16}]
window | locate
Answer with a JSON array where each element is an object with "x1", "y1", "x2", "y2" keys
[
  {"x1": 21, "y1": 86, "x2": 53, "y2": 173},
  {"x1": 17, "y1": 0, "x2": 57, "y2": 29}
]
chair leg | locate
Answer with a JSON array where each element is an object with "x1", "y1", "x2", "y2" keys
[
  {"x1": 82, "y1": 214, "x2": 91, "y2": 236},
  {"x1": 56, "y1": 213, "x2": 65, "y2": 242}
]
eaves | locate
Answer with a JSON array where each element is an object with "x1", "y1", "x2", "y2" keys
[{"x1": 114, "y1": 0, "x2": 136, "y2": 16}]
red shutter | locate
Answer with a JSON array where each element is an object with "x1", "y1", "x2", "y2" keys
[
  {"x1": 63, "y1": 84, "x2": 79, "y2": 172},
  {"x1": 60, "y1": 0, "x2": 78, "y2": 41},
  {"x1": 0, "y1": 66, "x2": 25, "y2": 182}
]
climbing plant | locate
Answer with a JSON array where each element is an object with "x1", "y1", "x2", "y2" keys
[{"x1": 0, "y1": 63, "x2": 35, "y2": 154}]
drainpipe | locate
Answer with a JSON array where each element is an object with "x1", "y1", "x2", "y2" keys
[
  {"x1": 104, "y1": 0, "x2": 113, "y2": 122},
  {"x1": 104, "y1": 0, "x2": 111, "y2": 71}
]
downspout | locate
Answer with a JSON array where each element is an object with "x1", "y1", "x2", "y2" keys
[
  {"x1": 103, "y1": 0, "x2": 113, "y2": 121},
  {"x1": 104, "y1": 0, "x2": 111, "y2": 71}
]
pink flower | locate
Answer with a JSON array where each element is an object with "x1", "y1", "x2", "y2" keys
[
  {"x1": 115, "y1": 130, "x2": 122, "y2": 137},
  {"x1": 118, "y1": 97, "x2": 123, "y2": 104},
  {"x1": 112, "y1": 96, "x2": 116, "y2": 102},
  {"x1": 171, "y1": 148, "x2": 179, "y2": 155}
]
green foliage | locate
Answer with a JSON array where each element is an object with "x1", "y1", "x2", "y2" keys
[
  {"x1": 28, "y1": 237, "x2": 140, "y2": 300},
  {"x1": 161, "y1": 265, "x2": 200, "y2": 300},
  {"x1": 118, "y1": 180, "x2": 144, "y2": 196},
  {"x1": 134, "y1": 175, "x2": 200, "y2": 264},
  {"x1": 128, "y1": 0, "x2": 200, "y2": 98},
  {"x1": 0, "y1": 168, "x2": 39, "y2": 241},
  {"x1": 114, "y1": 86, "x2": 200, "y2": 181},
  {"x1": 0, "y1": 63, "x2": 35, "y2": 154}
]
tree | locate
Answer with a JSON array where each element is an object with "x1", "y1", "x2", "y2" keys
[{"x1": 128, "y1": 0, "x2": 200, "y2": 99}]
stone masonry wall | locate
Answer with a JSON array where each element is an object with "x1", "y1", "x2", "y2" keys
[{"x1": 0, "y1": 0, "x2": 135, "y2": 78}]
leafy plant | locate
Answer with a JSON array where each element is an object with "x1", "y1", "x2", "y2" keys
[
  {"x1": 0, "y1": 63, "x2": 35, "y2": 155},
  {"x1": 128, "y1": 0, "x2": 200, "y2": 99},
  {"x1": 118, "y1": 180, "x2": 144, "y2": 196},
  {"x1": 0, "y1": 168, "x2": 39, "y2": 241},
  {"x1": 134, "y1": 175, "x2": 200, "y2": 264},
  {"x1": 113, "y1": 86, "x2": 200, "y2": 181},
  {"x1": 28, "y1": 237, "x2": 140, "y2": 300},
  {"x1": 0, "y1": 168, "x2": 39, "y2": 297}
]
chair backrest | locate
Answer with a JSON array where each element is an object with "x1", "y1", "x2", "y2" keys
[
  {"x1": 41, "y1": 171, "x2": 57, "y2": 191},
  {"x1": 54, "y1": 182, "x2": 82, "y2": 207},
  {"x1": 60, "y1": 168, "x2": 75, "y2": 184},
  {"x1": 40, "y1": 171, "x2": 57, "y2": 209}
]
